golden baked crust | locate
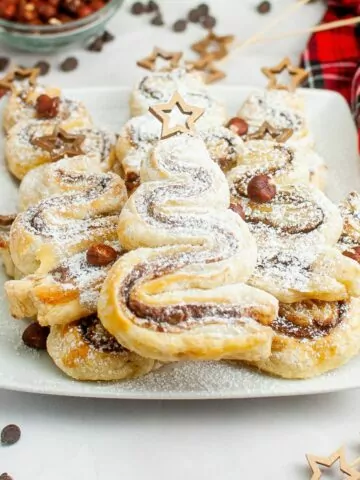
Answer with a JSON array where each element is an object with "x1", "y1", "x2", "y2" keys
[
  {"x1": 47, "y1": 315, "x2": 161, "y2": 381},
  {"x1": 249, "y1": 298, "x2": 360, "y2": 378}
]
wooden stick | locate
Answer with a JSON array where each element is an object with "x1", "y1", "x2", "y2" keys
[
  {"x1": 255, "y1": 16, "x2": 360, "y2": 44},
  {"x1": 218, "y1": 0, "x2": 313, "y2": 64}
]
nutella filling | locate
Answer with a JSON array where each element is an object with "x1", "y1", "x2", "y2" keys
[{"x1": 80, "y1": 316, "x2": 126, "y2": 353}]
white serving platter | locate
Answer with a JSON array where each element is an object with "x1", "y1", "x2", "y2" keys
[{"x1": 0, "y1": 86, "x2": 359, "y2": 400}]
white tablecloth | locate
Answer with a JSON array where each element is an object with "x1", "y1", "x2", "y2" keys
[{"x1": 3, "y1": 1, "x2": 359, "y2": 479}]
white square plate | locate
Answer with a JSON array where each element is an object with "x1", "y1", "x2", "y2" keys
[{"x1": 0, "y1": 86, "x2": 358, "y2": 400}]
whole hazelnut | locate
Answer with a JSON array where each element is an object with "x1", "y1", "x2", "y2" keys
[
  {"x1": 87, "y1": 244, "x2": 118, "y2": 266},
  {"x1": 343, "y1": 247, "x2": 360, "y2": 264},
  {"x1": 36, "y1": 94, "x2": 60, "y2": 119},
  {"x1": 227, "y1": 117, "x2": 248, "y2": 136},
  {"x1": 247, "y1": 175, "x2": 276, "y2": 203}
]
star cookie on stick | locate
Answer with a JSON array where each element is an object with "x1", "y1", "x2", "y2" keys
[
  {"x1": 137, "y1": 47, "x2": 183, "y2": 71},
  {"x1": 246, "y1": 121, "x2": 293, "y2": 143},
  {"x1": 186, "y1": 54, "x2": 226, "y2": 84},
  {"x1": 31, "y1": 127, "x2": 85, "y2": 161},
  {"x1": 191, "y1": 31, "x2": 234, "y2": 61},
  {"x1": 0, "y1": 66, "x2": 40, "y2": 98},
  {"x1": 149, "y1": 91, "x2": 204, "y2": 139},
  {"x1": 261, "y1": 57, "x2": 308, "y2": 92},
  {"x1": 307, "y1": 447, "x2": 360, "y2": 480}
]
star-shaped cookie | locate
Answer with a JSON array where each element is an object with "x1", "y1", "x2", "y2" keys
[
  {"x1": 191, "y1": 31, "x2": 234, "y2": 61},
  {"x1": 149, "y1": 91, "x2": 205, "y2": 139},
  {"x1": 137, "y1": 47, "x2": 183, "y2": 72},
  {"x1": 307, "y1": 447, "x2": 360, "y2": 480},
  {"x1": 246, "y1": 121, "x2": 293, "y2": 143},
  {"x1": 186, "y1": 55, "x2": 225, "y2": 84},
  {"x1": 261, "y1": 57, "x2": 309, "y2": 92},
  {"x1": 31, "y1": 127, "x2": 85, "y2": 162},
  {"x1": 0, "y1": 66, "x2": 40, "y2": 97}
]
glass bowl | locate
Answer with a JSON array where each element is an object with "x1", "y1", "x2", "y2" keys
[{"x1": 0, "y1": 0, "x2": 124, "y2": 52}]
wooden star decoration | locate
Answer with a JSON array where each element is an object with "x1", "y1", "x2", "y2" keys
[
  {"x1": 246, "y1": 121, "x2": 293, "y2": 143},
  {"x1": 307, "y1": 447, "x2": 360, "y2": 480},
  {"x1": 186, "y1": 55, "x2": 226, "y2": 84},
  {"x1": 137, "y1": 47, "x2": 183, "y2": 72},
  {"x1": 191, "y1": 31, "x2": 234, "y2": 61},
  {"x1": 0, "y1": 66, "x2": 40, "y2": 98},
  {"x1": 31, "y1": 127, "x2": 86, "y2": 162},
  {"x1": 149, "y1": 91, "x2": 205, "y2": 139},
  {"x1": 261, "y1": 57, "x2": 309, "y2": 92}
]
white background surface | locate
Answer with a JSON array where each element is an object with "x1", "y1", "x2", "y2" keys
[{"x1": 3, "y1": 1, "x2": 360, "y2": 479}]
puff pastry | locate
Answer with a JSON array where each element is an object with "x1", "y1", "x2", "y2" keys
[
  {"x1": 130, "y1": 68, "x2": 227, "y2": 128},
  {"x1": 10, "y1": 171, "x2": 127, "y2": 275},
  {"x1": 47, "y1": 315, "x2": 160, "y2": 381},
  {"x1": 5, "y1": 243, "x2": 123, "y2": 326},
  {"x1": 249, "y1": 297, "x2": 360, "y2": 378},
  {"x1": 3, "y1": 85, "x2": 92, "y2": 134},
  {"x1": 99, "y1": 134, "x2": 278, "y2": 362},
  {"x1": 6, "y1": 121, "x2": 114, "y2": 180}
]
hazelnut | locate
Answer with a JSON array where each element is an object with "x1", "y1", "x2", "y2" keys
[
  {"x1": 343, "y1": 246, "x2": 360, "y2": 264},
  {"x1": 229, "y1": 202, "x2": 246, "y2": 220},
  {"x1": 22, "y1": 323, "x2": 49, "y2": 350},
  {"x1": 247, "y1": 175, "x2": 276, "y2": 203},
  {"x1": 227, "y1": 117, "x2": 248, "y2": 136},
  {"x1": 36, "y1": 94, "x2": 60, "y2": 119},
  {"x1": 86, "y1": 244, "x2": 118, "y2": 266}
]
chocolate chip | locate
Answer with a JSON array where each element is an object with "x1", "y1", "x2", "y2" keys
[
  {"x1": 172, "y1": 19, "x2": 187, "y2": 32},
  {"x1": 146, "y1": 1, "x2": 158, "y2": 12},
  {"x1": 257, "y1": 1, "x2": 271, "y2": 14},
  {"x1": 201, "y1": 15, "x2": 216, "y2": 29},
  {"x1": 22, "y1": 323, "x2": 50, "y2": 350},
  {"x1": 188, "y1": 8, "x2": 201, "y2": 22},
  {"x1": 0, "y1": 473, "x2": 13, "y2": 480},
  {"x1": 60, "y1": 56, "x2": 78, "y2": 72},
  {"x1": 87, "y1": 36, "x2": 103, "y2": 52},
  {"x1": 1, "y1": 425, "x2": 21, "y2": 446},
  {"x1": 151, "y1": 14, "x2": 163, "y2": 25},
  {"x1": 197, "y1": 3, "x2": 209, "y2": 16},
  {"x1": 0, "y1": 57, "x2": 9, "y2": 72},
  {"x1": 102, "y1": 30, "x2": 114, "y2": 43},
  {"x1": 131, "y1": 2, "x2": 144, "y2": 14},
  {"x1": 34, "y1": 61, "x2": 50, "y2": 76}
]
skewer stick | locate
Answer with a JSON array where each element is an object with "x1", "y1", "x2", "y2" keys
[
  {"x1": 255, "y1": 16, "x2": 360, "y2": 44},
  {"x1": 218, "y1": 0, "x2": 313, "y2": 64}
]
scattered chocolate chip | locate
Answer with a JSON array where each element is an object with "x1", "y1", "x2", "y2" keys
[
  {"x1": 0, "y1": 57, "x2": 9, "y2": 72},
  {"x1": 197, "y1": 3, "x2": 209, "y2": 16},
  {"x1": 1, "y1": 425, "x2": 21, "y2": 446},
  {"x1": 188, "y1": 8, "x2": 201, "y2": 22},
  {"x1": 60, "y1": 57, "x2": 78, "y2": 72},
  {"x1": 151, "y1": 13, "x2": 163, "y2": 25},
  {"x1": 230, "y1": 202, "x2": 246, "y2": 220},
  {"x1": 87, "y1": 36, "x2": 103, "y2": 52},
  {"x1": 343, "y1": 247, "x2": 360, "y2": 263},
  {"x1": 172, "y1": 19, "x2": 187, "y2": 32},
  {"x1": 257, "y1": 1, "x2": 271, "y2": 14},
  {"x1": 102, "y1": 30, "x2": 114, "y2": 43},
  {"x1": 131, "y1": 2, "x2": 144, "y2": 14},
  {"x1": 146, "y1": 1, "x2": 158, "y2": 12},
  {"x1": 22, "y1": 323, "x2": 50, "y2": 350},
  {"x1": 247, "y1": 175, "x2": 276, "y2": 203},
  {"x1": 201, "y1": 14, "x2": 216, "y2": 29},
  {"x1": 34, "y1": 60, "x2": 50, "y2": 76},
  {"x1": 227, "y1": 117, "x2": 249, "y2": 136},
  {"x1": 0, "y1": 473, "x2": 13, "y2": 480}
]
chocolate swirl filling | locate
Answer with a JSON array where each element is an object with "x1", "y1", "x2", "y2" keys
[
  {"x1": 80, "y1": 316, "x2": 126, "y2": 353},
  {"x1": 245, "y1": 189, "x2": 325, "y2": 235},
  {"x1": 271, "y1": 300, "x2": 346, "y2": 340}
]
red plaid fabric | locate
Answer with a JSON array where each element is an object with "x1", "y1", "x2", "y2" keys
[{"x1": 300, "y1": 0, "x2": 360, "y2": 148}]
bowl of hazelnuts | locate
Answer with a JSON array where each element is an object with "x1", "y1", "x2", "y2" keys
[{"x1": 0, "y1": 0, "x2": 124, "y2": 52}]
